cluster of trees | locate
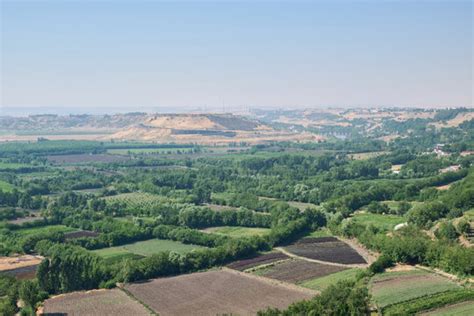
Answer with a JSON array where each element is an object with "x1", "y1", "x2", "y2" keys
[
  {"x1": 258, "y1": 280, "x2": 370, "y2": 316},
  {"x1": 178, "y1": 207, "x2": 272, "y2": 228},
  {"x1": 341, "y1": 223, "x2": 474, "y2": 276}
]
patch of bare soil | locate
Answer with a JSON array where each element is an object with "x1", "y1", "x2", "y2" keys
[
  {"x1": 41, "y1": 289, "x2": 151, "y2": 315},
  {"x1": 124, "y1": 269, "x2": 314, "y2": 316},
  {"x1": 258, "y1": 259, "x2": 347, "y2": 283}
]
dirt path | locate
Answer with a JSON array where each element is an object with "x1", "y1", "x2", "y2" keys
[
  {"x1": 275, "y1": 247, "x2": 367, "y2": 268},
  {"x1": 415, "y1": 265, "x2": 474, "y2": 285}
]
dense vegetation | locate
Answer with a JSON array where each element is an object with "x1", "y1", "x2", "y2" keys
[{"x1": 0, "y1": 111, "x2": 473, "y2": 315}]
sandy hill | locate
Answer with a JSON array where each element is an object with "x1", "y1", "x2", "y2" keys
[{"x1": 110, "y1": 113, "x2": 321, "y2": 144}]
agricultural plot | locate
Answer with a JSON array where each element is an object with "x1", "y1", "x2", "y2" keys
[
  {"x1": 103, "y1": 192, "x2": 173, "y2": 210},
  {"x1": 42, "y1": 288, "x2": 151, "y2": 315},
  {"x1": 202, "y1": 226, "x2": 270, "y2": 237},
  {"x1": 46, "y1": 153, "x2": 130, "y2": 164},
  {"x1": 284, "y1": 237, "x2": 367, "y2": 265},
  {"x1": 93, "y1": 239, "x2": 204, "y2": 262},
  {"x1": 107, "y1": 147, "x2": 194, "y2": 155},
  {"x1": 0, "y1": 255, "x2": 43, "y2": 280},
  {"x1": 369, "y1": 270, "x2": 460, "y2": 308},
  {"x1": 300, "y1": 268, "x2": 362, "y2": 291},
  {"x1": 253, "y1": 259, "x2": 347, "y2": 283},
  {"x1": 64, "y1": 230, "x2": 99, "y2": 240},
  {"x1": 420, "y1": 300, "x2": 474, "y2": 316},
  {"x1": 124, "y1": 269, "x2": 314, "y2": 316},
  {"x1": 227, "y1": 252, "x2": 289, "y2": 271},
  {"x1": 350, "y1": 212, "x2": 405, "y2": 231},
  {"x1": 13, "y1": 225, "x2": 77, "y2": 236}
]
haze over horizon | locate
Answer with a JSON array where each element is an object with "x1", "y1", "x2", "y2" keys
[{"x1": 1, "y1": 1, "x2": 473, "y2": 112}]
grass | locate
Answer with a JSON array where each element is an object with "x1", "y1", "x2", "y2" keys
[
  {"x1": 350, "y1": 213, "x2": 405, "y2": 231},
  {"x1": 14, "y1": 225, "x2": 77, "y2": 236},
  {"x1": 369, "y1": 270, "x2": 460, "y2": 308},
  {"x1": 382, "y1": 290, "x2": 474, "y2": 316},
  {"x1": 204, "y1": 226, "x2": 270, "y2": 237},
  {"x1": 0, "y1": 180, "x2": 14, "y2": 192},
  {"x1": 308, "y1": 228, "x2": 333, "y2": 238},
  {"x1": 422, "y1": 300, "x2": 474, "y2": 316},
  {"x1": 93, "y1": 239, "x2": 205, "y2": 261},
  {"x1": 299, "y1": 268, "x2": 362, "y2": 291}
]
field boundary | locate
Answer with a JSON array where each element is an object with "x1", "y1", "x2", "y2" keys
[
  {"x1": 275, "y1": 247, "x2": 367, "y2": 268},
  {"x1": 222, "y1": 267, "x2": 320, "y2": 296},
  {"x1": 119, "y1": 286, "x2": 157, "y2": 315}
]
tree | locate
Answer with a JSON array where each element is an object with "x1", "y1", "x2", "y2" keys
[{"x1": 19, "y1": 280, "x2": 41, "y2": 309}]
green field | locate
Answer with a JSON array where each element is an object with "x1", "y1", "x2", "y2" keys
[
  {"x1": 421, "y1": 300, "x2": 474, "y2": 316},
  {"x1": 0, "y1": 180, "x2": 14, "y2": 192},
  {"x1": 14, "y1": 225, "x2": 77, "y2": 236},
  {"x1": 370, "y1": 270, "x2": 460, "y2": 308},
  {"x1": 0, "y1": 161, "x2": 32, "y2": 170},
  {"x1": 93, "y1": 239, "x2": 205, "y2": 261},
  {"x1": 203, "y1": 226, "x2": 270, "y2": 237},
  {"x1": 299, "y1": 268, "x2": 362, "y2": 291},
  {"x1": 103, "y1": 192, "x2": 176, "y2": 209},
  {"x1": 350, "y1": 212, "x2": 405, "y2": 231},
  {"x1": 308, "y1": 228, "x2": 333, "y2": 238}
]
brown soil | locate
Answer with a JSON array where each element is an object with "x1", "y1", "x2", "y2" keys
[
  {"x1": 285, "y1": 237, "x2": 367, "y2": 265},
  {"x1": 227, "y1": 252, "x2": 289, "y2": 271},
  {"x1": 0, "y1": 255, "x2": 43, "y2": 271},
  {"x1": 41, "y1": 288, "x2": 151, "y2": 316},
  {"x1": 124, "y1": 269, "x2": 314, "y2": 316},
  {"x1": 258, "y1": 259, "x2": 347, "y2": 283}
]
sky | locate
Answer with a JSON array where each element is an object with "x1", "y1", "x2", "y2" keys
[{"x1": 1, "y1": 0, "x2": 473, "y2": 113}]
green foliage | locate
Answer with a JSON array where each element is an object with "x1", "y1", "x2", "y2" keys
[
  {"x1": 257, "y1": 280, "x2": 370, "y2": 316},
  {"x1": 382, "y1": 289, "x2": 474, "y2": 315},
  {"x1": 369, "y1": 254, "x2": 394, "y2": 274},
  {"x1": 407, "y1": 202, "x2": 449, "y2": 228},
  {"x1": 435, "y1": 222, "x2": 459, "y2": 241}
]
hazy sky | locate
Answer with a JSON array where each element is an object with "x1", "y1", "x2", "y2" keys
[{"x1": 1, "y1": 0, "x2": 473, "y2": 112}]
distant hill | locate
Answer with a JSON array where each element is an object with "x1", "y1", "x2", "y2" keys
[{"x1": 0, "y1": 113, "x2": 323, "y2": 144}]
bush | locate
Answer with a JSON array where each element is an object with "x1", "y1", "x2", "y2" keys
[{"x1": 369, "y1": 254, "x2": 394, "y2": 274}]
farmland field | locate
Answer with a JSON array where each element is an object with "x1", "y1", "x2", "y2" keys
[
  {"x1": 227, "y1": 252, "x2": 289, "y2": 271},
  {"x1": 350, "y1": 212, "x2": 405, "y2": 231},
  {"x1": 253, "y1": 259, "x2": 347, "y2": 283},
  {"x1": 284, "y1": 237, "x2": 367, "y2": 265},
  {"x1": 107, "y1": 147, "x2": 194, "y2": 155},
  {"x1": 46, "y1": 154, "x2": 130, "y2": 164},
  {"x1": 93, "y1": 238, "x2": 205, "y2": 261},
  {"x1": 202, "y1": 226, "x2": 270, "y2": 237},
  {"x1": 420, "y1": 300, "x2": 474, "y2": 316},
  {"x1": 124, "y1": 269, "x2": 314, "y2": 316},
  {"x1": 299, "y1": 268, "x2": 362, "y2": 291},
  {"x1": 42, "y1": 289, "x2": 151, "y2": 315},
  {"x1": 103, "y1": 192, "x2": 174, "y2": 209},
  {"x1": 0, "y1": 161, "x2": 33, "y2": 170},
  {"x1": 14, "y1": 225, "x2": 77, "y2": 236},
  {"x1": 369, "y1": 270, "x2": 460, "y2": 308}
]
